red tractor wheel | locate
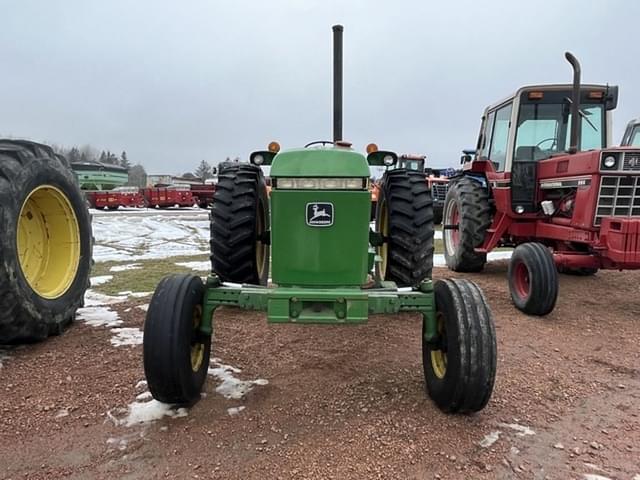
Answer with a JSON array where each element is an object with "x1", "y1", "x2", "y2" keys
[{"x1": 508, "y1": 242, "x2": 558, "y2": 316}]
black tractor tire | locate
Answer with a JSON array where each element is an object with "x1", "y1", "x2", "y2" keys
[
  {"x1": 442, "y1": 177, "x2": 492, "y2": 272},
  {"x1": 0, "y1": 140, "x2": 92, "y2": 344},
  {"x1": 375, "y1": 169, "x2": 434, "y2": 287},
  {"x1": 508, "y1": 242, "x2": 558, "y2": 316},
  {"x1": 210, "y1": 164, "x2": 270, "y2": 285},
  {"x1": 423, "y1": 278, "x2": 497, "y2": 413},
  {"x1": 433, "y1": 208, "x2": 443, "y2": 225},
  {"x1": 144, "y1": 274, "x2": 211, "y2": 405}
]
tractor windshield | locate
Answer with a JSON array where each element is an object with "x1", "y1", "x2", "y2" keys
[
  {"x1": 631, "y1": 126, "x2": 640, "y2": 147},
  {"x1": 514, "y1": 92, "x2": 606, "y2": 162}
]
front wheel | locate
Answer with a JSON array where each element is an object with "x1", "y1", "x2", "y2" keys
[
  {"x1": 508, "y1": 242, "x2": 558, "y2": 316},
  {"x1": 423, "y1": 279, "x2": 497, "y2": 413},
  {"x1": 143, "y1": 274, "x2": 211, "y2": 405}
]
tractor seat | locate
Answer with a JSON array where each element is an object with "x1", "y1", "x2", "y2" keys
[{"x1": 515, "y1": 146, "x2": 547, "y2": 162}]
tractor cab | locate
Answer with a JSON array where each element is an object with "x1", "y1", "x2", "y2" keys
[
  {"x1": 621, "y1": 118, "x2": 640, "y2": 146},
  {"x1": 397, "y1": 154, "x2": 425, "y2": 171}
]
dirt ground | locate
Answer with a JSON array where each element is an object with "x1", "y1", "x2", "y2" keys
[{"x1": 1, "y1": 262, "x2": 639, "y2": 480}]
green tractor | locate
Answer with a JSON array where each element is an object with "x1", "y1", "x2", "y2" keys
[{"x1": 143, "y1": 26, "x2": 497, "y2": 414}]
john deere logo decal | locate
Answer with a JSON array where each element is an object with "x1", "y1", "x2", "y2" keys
[{"x1": 306, "y1": 202, "x2": 334, "y2": 227}]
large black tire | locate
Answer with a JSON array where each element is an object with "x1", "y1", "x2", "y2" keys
[
  {"x1": 423, "y1": 278, "x2": 497, "y2": 413},
  {"x1": 0, "y1": 140, "x2": 92, "y2": 343},
  {"x1": 144, "y1": 274, "x2": 211, "y2": 405},
  {"x1": 210, "y1": 164, "x2": 270, "y2": 285},
  {"x1": 443, "y1": 177, "x2": 491, "y2": 272},
  {"x1": 508, "y1": 242, "x2": 558, "y2": 316},
  {"x1": 375, "y1": 169, "x2": 434, "y2": 287}
]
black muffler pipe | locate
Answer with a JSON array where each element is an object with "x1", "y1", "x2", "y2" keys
[
  {"x1": 332, "y1": 25, "x2": 343, "y2": 143},
  {"x1": 565, "y1": 52, "x2": 581, "y2": 154}
]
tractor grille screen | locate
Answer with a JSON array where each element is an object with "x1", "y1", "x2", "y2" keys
[
  {"x1": 432, "y1": 183, "x2": 448, "y2": 201},
  {"x1": 622, "y1": 152, "x2": 640, "y2": 171},
  {"x1": 595, "y1": 176, "x2": 640, "y2": 226}
]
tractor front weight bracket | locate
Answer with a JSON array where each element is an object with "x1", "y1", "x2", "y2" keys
[{"x1": 199, "y1": 275, "x2": 436, "y2": 336}]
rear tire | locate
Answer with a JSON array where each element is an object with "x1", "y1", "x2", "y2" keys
[
  {"x1": 375, "y1": 169, "x2": 434, "y2": 286},
  {"x1": 443, "y1": 177, "x2": 491, "y2": 272},
  {"x1": 423, "y1": 279, "x2": 497, "y2": 413},
  {"x1": 143, "y1": 274, "x2": 211, "y2": 405},
  {"x1": 0, "y1": 140, "x2": 92, "y2": 343},
  {"x1": 210, "y1": 164, "x2": 270, "y2": 285},
  {"x1": 508, "y1": 242, "x2": 558, "y2": 316}
]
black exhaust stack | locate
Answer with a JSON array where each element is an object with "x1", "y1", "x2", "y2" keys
[
  {"x1": 332, "y1": 25, "x2": 343, "y2": 143},
  {"x1": 565, "y1": 52, "x2": 581, "y2": 154}
]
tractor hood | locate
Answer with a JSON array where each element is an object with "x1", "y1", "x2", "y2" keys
[{"x1": 270, "y1": 147, "x2": 370, "y2": 178}]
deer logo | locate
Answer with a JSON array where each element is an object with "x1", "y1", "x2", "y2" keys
[{"x1": 306, "y1": 202, "x2": 334, "y2": 227}]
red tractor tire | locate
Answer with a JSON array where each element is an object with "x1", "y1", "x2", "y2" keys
[
  {"x1": 508, "y1": 242, "x2": 558, "y2": 316},
  {"x1": 443, "y1": 177, "x2": 491, "y2": 272}
]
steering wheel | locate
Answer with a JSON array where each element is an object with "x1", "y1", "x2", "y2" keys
[
  {"x1": 304, "y1": 140, "x2": 334, "y2": 148},
  {"x1": 536, "y1": 137, "x2": 557, "y2": 150}
]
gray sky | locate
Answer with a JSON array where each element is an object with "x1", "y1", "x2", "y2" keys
[{"x1": 2, "y1": 0, "x2": 639, "y2": 173}]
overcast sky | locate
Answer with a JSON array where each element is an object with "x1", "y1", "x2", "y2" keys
[{"x1": 1, "y1": 0, "x2": 638, "y2": 173}]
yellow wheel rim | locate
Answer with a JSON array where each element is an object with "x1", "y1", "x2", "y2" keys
[
  {"x1": 17, "y1": 185, "x2": 81, "y2": 299},
  {"x1": 430, "y1": 312, "x2": 447, "y2": 379},
  {"x1": 377, "y1": 198, "x2": 389, "y2": 279},
  {"x1": 255, "y1": 199, "x2": 268, "y2": 281},
  {"x1": 190, "y1": 304, "x2": 205, "y2": 372}
]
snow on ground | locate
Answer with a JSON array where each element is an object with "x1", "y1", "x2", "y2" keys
[
  {"x1": 498, "y1": 422, "x2": 535, "y2": 436},
  {"x1": 84, "y1": 290, "x2": 128, "y2": 306},
  {"x1": 0, "y1": 348, "x2": 11, "y2": 369},
  {"x1": 117, "y1": 291, "x2": 153, "y2": 298},
  {"x1": 91, "y1": 211, "x2": 210, "y2": 263},
  {"x1": 175, "y1": 260, "x2": 210, "y2": 271},
  {"x1": 77, "y1": 306, "x2": 122, "y2": 328},
  {"x1": 110, "y1": 328, "x2": 143, "y2": 347},
  {"x1": 433, "y1": 250, "x2": 512, "y2": 267},
  {"x1": 110, "y1": 264, "x2": 142, "y2": 272},
  {"x1": 109, "y1": 397, "x2": 188, "y2": 428},
  {"x1": 90, "y1": 275, "x2": 113, "y2": 286},
  {"x1": 479, "y1": 430, "x2": 501, "y2": 448},
  {"x1": 137, "y1": 304, "x2": 149, "y2": 312},
  {"x1": 208, "y1": 358, "x2": 269, "y2": 400}
]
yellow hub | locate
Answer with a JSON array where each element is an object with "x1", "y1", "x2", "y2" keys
[
  {"x1": 190, "y1": 305, "x2": 205, "y2": 372},
  {"x1": 17, "y1": 185, "x2": 81, "y2": 299},
  {"x1": 377, "y1": 198, "x2": 389, "y2": 279},
  {"x1": 430, "y1": 312, "x2": 447, "y2": 379}
]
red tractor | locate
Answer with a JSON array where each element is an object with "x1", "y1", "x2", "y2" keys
[{"x1": 443, "y1": 52, "x2": 640, "y2": 316}]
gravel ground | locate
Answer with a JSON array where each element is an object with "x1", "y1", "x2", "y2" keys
[{"x1": 1, "y1": 262, "x2": 639, "y2": 479}]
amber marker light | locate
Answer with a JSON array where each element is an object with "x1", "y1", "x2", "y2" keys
[
  {"x1": 268, "y1": 141, "x2": 281, "y2": 153},
  {"x1": 366, "y1": 143, "x2": 378, "y2": 154}
]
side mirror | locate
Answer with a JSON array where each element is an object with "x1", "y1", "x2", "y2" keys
[
  {"x1": 424, "y1": 167, "x2": 433, "y2": 175},
  {"x1": 460, "y1": 154, "x2": 472, "y2": 164},
  {"x1": 367, "y1": 150, "x2": 397, "y2": 167},
  {"x1": 211, "y1": 167, "x2": 218, "y2": 175},
  {"x1": 250, "y1": 150, "x2": 277, "y2": 166}
]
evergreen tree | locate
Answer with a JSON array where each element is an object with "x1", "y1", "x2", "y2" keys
[
  {"x1": 120, "y1": 151, "x2": 131, "y2": 169},
  {"x1": 127, "y1": 164, "x2": 147, "y2": 187},
  {"x1": 194, "y1": 160, "x2": 213, "y2": 182}
]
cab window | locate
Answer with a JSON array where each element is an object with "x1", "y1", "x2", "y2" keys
[
  {"x1": 488, "y1": 103, "x2": 513, "y2": 171},
  {"x1": 631, "y1": 127, "x2": 640, "y2": 147}
]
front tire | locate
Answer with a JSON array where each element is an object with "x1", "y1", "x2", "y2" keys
[
  {"x1": 0, "y1": 140, "x2": 92, "y2": 343},
  {"x1": 374, "y1": 169, "x2": 434, "y2": 287},
  {"x1": 508, "y1": 242, "x2": 558, "y2": 316},
  {"x1": 143, "y1": 274, "x2": 211, "y2": 405},
  {"x1": 423, "y1": 279, "x2": 497, "y2": 413},
  {"x1": 443, "y1": 177, "x2": 491, "y2": 272}
]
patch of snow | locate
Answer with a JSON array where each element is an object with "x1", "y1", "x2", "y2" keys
[
  {"x1": 135, "y1": 380, "x2": 147, "y2": 389},
  {"x1": 112, "y1": 399, "x2": 188, "y2": 427},
  {"x1": 137, "y1": 304, "x2": 149, "y2": 312},
  {"x1": 118, "y1": 291, "x2": 153, "y2": 298},
  {"x1": 227, "y1": 406, "x2": 246, "y2": 416},
  {"x1": 77, "y1": 306, "x2": 122, "y2": 328},
  {"x1": 136, "y1": 391, "x2": 153, "y2": 401},
  {"x1": 107, "y1": 430, "x2": 146, "y2": 451},
  {"x1": 583, "y1": 475, "x2": 612, "y2": 480},
  {"x1": 175, "y1": 260, "x2": 210, "y2": 272},
  {"x1": 434, "y1": 230, "x2": 443, "y2": 240},
  {"x1": 479, "y1": 430, "x2": 501, "y2": 448},
  {"x1": 55, "y1": 408, "x2": 69, "y2": 418},
  {"x1": 110, "y1": 328, "x2": 143, "y2": 347},
  {"x1": 0, "y1": 348, "x2": 11, "y2": 369},
  {"x1": 208, "y1": 358, "x2": 268, "y2": 400},
  {"x1": 84, "y1": 290, "x2": 128, "y2": 306},
  {"x1": 110, "y1": 264, "x2": 142, "y2": 272},
  {"x1": 433, "y1": 250, "x2": 512, "y2": 267},
  {"x1": 498, "y1": 422, "x2": 535, "y2": 437},
  {"x1": 90, "y1": 275, "x2": 113, "y2": 286}
]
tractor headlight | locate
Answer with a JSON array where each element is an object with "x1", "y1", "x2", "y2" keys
[
  {"x1": 602, "y1": 154, "x2": 618, "y2": 169},
  {"x1": 274, "y1": 177, "x2": 368, "y2": 190},
  {"x1": 383, "y1": 155, "x2": 395, "y2": 166},
  {"x1": 253, "y1": 154, "x2": 265, "y2": 165}
]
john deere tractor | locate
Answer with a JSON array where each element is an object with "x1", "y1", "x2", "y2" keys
[{"x1": 143, "y1": 26, "x2": 497, "y2": 414}]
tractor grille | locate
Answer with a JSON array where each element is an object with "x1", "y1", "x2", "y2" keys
[
  {"x1": 431, "y1": 183, "x2": 448, "y2": 202},
  {"x1": 622, "y1": 152, "x2": 640, "y2": 171},
  {"x1": 595, "y1": 175, "x2": 640, "y2": 226}
]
